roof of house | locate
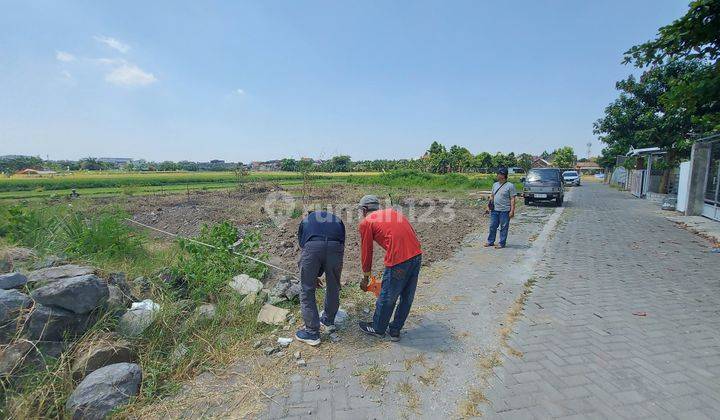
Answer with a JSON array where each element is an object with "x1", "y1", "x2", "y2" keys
[
  {"x1": 576, "y1": 161, "x2": 601, "y2": 169},
  {"x1": 17, "y1": 168, "x2": 57, "y2": 175}
]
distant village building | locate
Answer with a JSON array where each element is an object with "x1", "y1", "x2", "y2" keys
[
  {"x1": 16, "y1": 168, "x2": 58, "y2": 176},
  {"x1": 575, "y1": 161, "x2": 602, "y2": 173},
  {"x1": 250, "y1": 160, "x2": 282, "y2": 171},
  {"x1": 98, "y1": 157, "x2": 133, "y2": 166},
  {"x1": 531, "y1": 157, "x2": 552, "y2": 168}
]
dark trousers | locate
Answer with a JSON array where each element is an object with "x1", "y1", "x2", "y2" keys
[
  {"x1": 373, "y1": 254, "x2": 422, "y2": 335},
  {"x1": 299, "y1": 240, "x2": 344, "y2": 333},
  {"x1": 487, "y1": 210, "x2": 510, "y2": 246}
]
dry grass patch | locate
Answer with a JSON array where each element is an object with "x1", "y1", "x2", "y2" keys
[
  {"x1": 396, "y1": 380, "x2": 420, "y2": 413},
  {"x1": 403, "y1": 354, "x2": 427, "y2": 371},
  {"x1": 497, "y1": 276, "x2": 537, "y2": 358},
  {"x1": 418, "y1": 363, "x2": 443, "y2": 387},
  {"x1": 457, "y1": 387, "x2": 487, "y2": 418},
  {"x1": 477, "y1": 351, "x2": 502, "y2": 371},
  {"x1": 353, "y1": 363, "x2": 389, "y2": 390}
]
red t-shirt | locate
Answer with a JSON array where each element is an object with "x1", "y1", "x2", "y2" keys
[{"x1": 359, "y1": 208, "x2": 422, "y2": 273}]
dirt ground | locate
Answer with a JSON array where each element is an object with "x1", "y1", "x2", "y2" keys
[{"x1": 105, "y1": 183, "x2": 489, "y2": 283}]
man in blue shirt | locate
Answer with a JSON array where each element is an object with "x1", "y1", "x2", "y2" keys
[{"x1": 295, "y1": 210, "x2": 345, "y2": 346}]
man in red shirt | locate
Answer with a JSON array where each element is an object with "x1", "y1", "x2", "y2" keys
[{"x1": 357, "y1": 195, "x2": 422, "y2": 341}]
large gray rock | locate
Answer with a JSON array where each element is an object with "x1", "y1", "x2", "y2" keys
[
  {"x1": 269, "y1": 280, "x2": 290, "y2": 298},
  {"x1": 71, "y1": 338, "x2": 134, "y2": 381},
  {"x1": 27, "y1": 264, "x2": 95, "y2": 286},
  {"x1": 31, "y1": 275, "x2": 109, "y2": 314},
  {"x1": 0, "y1": 339, "x2": 34, "y2": 377},
  {"x1": 1, "y1": 289, "x2": 31, "y2": 321},
  {"x1": 0, "y1": 272, "x2": 27, "y2": 290},
  {"x1": 65, "y1": 362, "x2": 142, "y2": 420},
  {"x1": 106, "y1": 284, "x2": 130, "y2": 316},
  {"x1": 118, "y1": 300, "x2": 160, "y2": 337},
  {"x1": 25, "y1": 304, "x2": 92, "y2": 342},
  {"x1": 284, "y1": 283, "x2": 302, "y2": 301},
  {"x1": 229, "y1": 274, "x2": 263, "y2": 295},
  {"x1": 0, "y1": 340, "x2": 66, "y2": 378},
  {"x1": 1, "y1": 289, "x2": 31, "y2": 343}
]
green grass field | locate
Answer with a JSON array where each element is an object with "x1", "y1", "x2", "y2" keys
[{"x1": 0, "y1": 170, "x2": 517, "y2": 200}]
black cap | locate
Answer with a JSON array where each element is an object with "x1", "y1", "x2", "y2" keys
[{"x1": 497, "y1": 167, "x2": 509, "y2": 176}]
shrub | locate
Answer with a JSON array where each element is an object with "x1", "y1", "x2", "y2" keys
[{"x1": 172, "y1": 221, "x2": 268, "y2": 302}]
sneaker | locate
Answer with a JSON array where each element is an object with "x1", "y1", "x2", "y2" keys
[
  {"x1": 494, "y1": 244, "x2": 505, "y2": 249},
  {"x1": 388, "y1": 330, "x2": 400, "y2": 342},
  {"x1": 359, "y1": 321, "x2": 384, "y2": 338},
  {"x1": 483, "y1": 242, "x2": 493, "y2": 247},
  {"x1": 295, "y1": 329, "x2": 321, "y2": 346},
  {"x1": 320, "y1": 320, "x2": 336, "y2": 333}
]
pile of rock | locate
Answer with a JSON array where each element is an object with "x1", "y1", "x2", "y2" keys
[
  {"x1": 0, "y1": 256, "x2": 150, "y2": 418},
  {"x1": 229, "y1": 273, "x2": 301, "y2": 307}
]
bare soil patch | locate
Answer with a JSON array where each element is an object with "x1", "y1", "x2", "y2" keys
[{"x1": 109, "y1": 184, "x2": 486, "y2": 283}]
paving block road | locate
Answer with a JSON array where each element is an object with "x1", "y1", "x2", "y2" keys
[
  {"x1": 484, "y1": 183, "x2": 720, "y2": 419},
  {"x1": 259, "y1": 182, "x2": 719, "y2": 419}
]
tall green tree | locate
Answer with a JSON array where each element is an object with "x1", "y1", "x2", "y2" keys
[
  {"x1": 517, "y1": 153, "x2": 533, "y2": 172},
  {"x1": 0, "y1": 156, "x2": 44, "y2": 174},
  {"x1": 624, "y1": 0, "x2": 720, "y2": 131},
  {"x1": 328, "y1": 155, "x2": 352, "y2": 172},
  {"x1": 594, "y1": 60, "x2": 705, "y2": 167},
  {"x1": 425, "y1": 141, "x2": 450, "y2": 173},
  {"x1": 552, "y1": 147, "x2": 576, "y2": 169},
  {"x1": 448, "y1": 145, "x2": 473, "y2": 172},
  {"x1": 280, "y1": 158, "x2": 297, "y2": 172},
  {"x1": 473, "y1": 152, "x2": 492, "y2": 172}
]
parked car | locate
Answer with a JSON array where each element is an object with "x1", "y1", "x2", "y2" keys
[
  {"x1": 522, "y1": 168, "x2": 564, "y2": 206},
  {"x1": 562, "y1": 170, "x2": 581, "y2": 186}
]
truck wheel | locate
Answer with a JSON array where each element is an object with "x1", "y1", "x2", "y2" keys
[
  {"x1": 555, "y1": 196, "x2": 563, "y2": 207},
  {"x1": 524, "y1": 197, "x2": 532, "y2": 206}
]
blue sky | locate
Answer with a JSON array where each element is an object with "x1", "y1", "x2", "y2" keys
[{"x1": 0, "y1": 1, "x2": 689, "y2": 162}]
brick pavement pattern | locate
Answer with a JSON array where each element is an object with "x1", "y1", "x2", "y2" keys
[{"x1": 484, "y1": 183, "x2": 720, "y2": 419}]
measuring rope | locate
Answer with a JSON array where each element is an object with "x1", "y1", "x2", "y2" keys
[{"x1": 125, "y1": 218, "x2": 300, "y2": 280}]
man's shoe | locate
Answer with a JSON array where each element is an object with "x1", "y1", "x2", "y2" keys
[
  {"x1": 494, "y1": 244, "x2": 505, "y2": 249},
  {"x1": 483, "y1": 242, "x2": 493, "y2": 247},
  {"x1": 388, "y1": 330, "x2": 400, "y2": 342},
  {"x1": 320, "y1": 320, "x2": 336, "y2": 333},
  {"x1": 295, "y1": 329, "x2": 321, "y2": 346},
  {"x1": 359, "y1": 321, "x2": 384, "y2": 338}
]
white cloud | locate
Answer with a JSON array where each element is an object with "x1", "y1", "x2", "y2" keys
[
  {"x1": 104, "y1": 63, "x2": 157, "y2": 86},
  {"x1": 56, "y1": 51, "x2": 75, "y2": 62},
  {"x1": 94, "y1": 35, "x2": 130, "y2": 53},
  {"x1": 236, "y1": 88, "x2": 245, "y2": 95}
]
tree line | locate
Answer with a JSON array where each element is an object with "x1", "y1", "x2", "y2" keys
[
  {"x1": 595, "y1": 0, "x2": 719, "y2": 170},
  {"x1": 2, "y1": 141, "x2": 579, "y2": 176},
  {"x1": 278, "y1": 143, "x2": 577, "y2": 174}
]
